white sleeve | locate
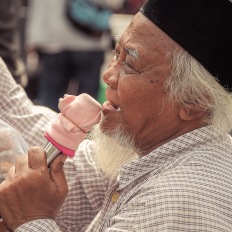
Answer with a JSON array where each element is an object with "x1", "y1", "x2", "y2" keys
[
  {"x1": 56, "y1": 139, "x2": 109, "y2": 231},
  {"x1": 15, "y1": 219, "x2": 61, "y2": 232},
  {"x1": 0, "y1": 57, "x2": 57, "y2": 147}
]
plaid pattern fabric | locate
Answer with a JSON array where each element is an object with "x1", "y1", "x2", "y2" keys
[
  {"x1": 0, "y1": 58, "x2": 57, "y2": 147},
  {"x1": 15, "y1": 219, "x2": 61, "y2": 231},
  {"x1": 15, "y1": 126, "x2": 232, "y2": 231}
]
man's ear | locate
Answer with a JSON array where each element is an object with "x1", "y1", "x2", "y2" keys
[{"x1": 178, "y1": 106, "x2": 205, "y2": 121}]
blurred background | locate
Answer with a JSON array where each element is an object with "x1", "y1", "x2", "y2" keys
[{"x1": 1, "y1": 0, "x2": 146, "y2": 112}]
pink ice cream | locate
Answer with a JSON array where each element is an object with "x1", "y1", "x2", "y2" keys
[{"x1": 44, "y1": 94, "x2": 102, "y2": 157}]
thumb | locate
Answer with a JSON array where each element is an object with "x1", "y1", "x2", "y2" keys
[
  {"x1": 49, "y1": 154, "x2": 68, "y2": 192},
  {"x1": 50, "y1": 154, "x2": 67, "y2": 172}
]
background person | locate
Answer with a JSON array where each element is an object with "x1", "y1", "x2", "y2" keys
[
  {"x1": 26, "y1": 0, "x2": 125, "y2": 112},
  {"x1": 0, "y1": 0, "x2": 28, "y2": 87}
]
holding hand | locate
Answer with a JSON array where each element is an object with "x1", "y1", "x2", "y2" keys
[
  {"x1": 0, "y1": 147, "x2": 68, "y2": 231},
  {"x1": 0, "y1": 220, "x2": 8, "y2": 232}
]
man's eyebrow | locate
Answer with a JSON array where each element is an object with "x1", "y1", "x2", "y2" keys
[
  {"x1": 114, "y1": 36, "x2": 140, "y2": 60},
  {"x1": 124, "y1": 47, "x2": 139, "y2": 60}
]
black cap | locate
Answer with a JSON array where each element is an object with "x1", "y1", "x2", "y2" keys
[{"x1": 140, "y1": 0, "x2": 232, "y2": 89}]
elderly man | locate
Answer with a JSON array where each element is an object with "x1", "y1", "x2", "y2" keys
[{"x1": 1, "y1": 0, "x2": 232, "y2": 231}]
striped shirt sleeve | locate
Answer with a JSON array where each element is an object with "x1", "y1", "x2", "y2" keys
[{"x1": 0, "y1": 57, "x2": 57, "y2": 147}]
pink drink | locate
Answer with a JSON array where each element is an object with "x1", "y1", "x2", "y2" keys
[{"x1": 44, "y1": 94, "x2": 101, "y2": 166}]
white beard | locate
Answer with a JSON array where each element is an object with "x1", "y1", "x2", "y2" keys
[{"x1": 88, "y1": 124, "x2": 139, "y2": 178}]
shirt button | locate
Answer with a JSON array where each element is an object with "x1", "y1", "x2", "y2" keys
[{"x1": 111, "y1": 191, "x2": 119, "y2": 203}]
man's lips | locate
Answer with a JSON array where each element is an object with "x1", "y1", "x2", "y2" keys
[{"x1": 102, "y1": 101, "x2": 121, "y2": 111}]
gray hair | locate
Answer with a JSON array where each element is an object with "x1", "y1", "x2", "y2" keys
[{"x1": 164, "y1": 49, "x2": 232, "y2": 133}]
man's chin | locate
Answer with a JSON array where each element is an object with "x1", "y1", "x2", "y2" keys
[
  {"x1": 99, "y1": 117, "x2": 117, "y2": 137},
  {"x1": 89, "y1": 124, "x2": 138, "y2": 178},
  {"x1": 98, "y1": 114, "x2": 126, "y2": 135}
]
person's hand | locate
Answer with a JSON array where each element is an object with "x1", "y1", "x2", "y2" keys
[
  {"x1": 0, "y1": 146, "x2": 68, "y2": 231},
  {"x1": 0, "y1": 220, "x2": 8, "y2": 232}
]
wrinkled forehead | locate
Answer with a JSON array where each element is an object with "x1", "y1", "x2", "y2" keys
[
  {"x1": 118, "y1": 12, "x2": 179, "y2": 56},
  {"x1": 113, "y1": 13, "x2": 178, "y2": 77}
]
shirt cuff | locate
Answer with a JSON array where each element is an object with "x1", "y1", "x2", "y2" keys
[{"x1": 15, "y1": 219, "x2": 60, "y2": 232}]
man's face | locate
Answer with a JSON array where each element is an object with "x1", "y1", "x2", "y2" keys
[{"x1": 101, "y1": 12, "x2": 182, "y2": 154}]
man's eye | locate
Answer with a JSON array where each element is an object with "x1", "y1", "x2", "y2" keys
[
  {"x1": 123, "y1": 61, "x2": 141, "y2": 74},
  {"x1": 123, "y1": 61, "x2": 133, "y2": 70}
]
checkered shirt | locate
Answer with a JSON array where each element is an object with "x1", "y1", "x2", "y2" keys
[
  {"x1": 15, "y1": 125, "x2": 232, "y2": 231},
  {"x1": 0, "y1": 58, "x2": 57, "y2": 147}
]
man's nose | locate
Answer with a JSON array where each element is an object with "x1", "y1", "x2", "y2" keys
[{"x1": 103, "y1": 65, "x2": 119, "y2": 89}]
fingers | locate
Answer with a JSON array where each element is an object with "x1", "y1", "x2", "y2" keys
[
  {"x1": 5, "y1": 166, "x2": 15, "y2": 181},
  {"x1": 50, "y1": 154, "x2": 67, "y2": 172},
  {"x1": 28, "y1": 146, "x2": 47, "y2": 171},
  {"x1": 49, "y1": 154, "x2": 68, "y2": 196},
  {"x1": 5, "y1": 147, "x2": 47, "y2": 179},
  {"x1": 14, "y1": 155, "x2": 28, "y2": 173},
  {"x1": 0, "y1": 147, "x2": 67, "y2": 230},
  {"x1": 0, "y1": 220, "x2": 8, "y2": 232}
]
